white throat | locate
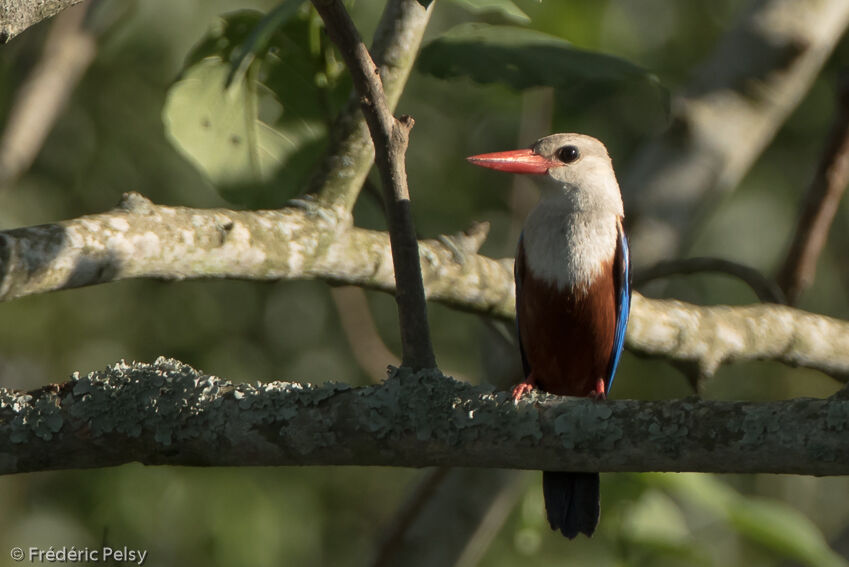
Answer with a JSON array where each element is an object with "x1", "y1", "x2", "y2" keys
[{"x1": 521, "y1": 196, "x2": 619, "y2": 291}]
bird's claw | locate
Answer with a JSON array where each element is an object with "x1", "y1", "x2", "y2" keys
[
  {"x1": 511, "y1": 377, "x2": 536, "y2": 403},
  {"x1": 588, "y1": 378, "x2": 607, "y2": 400}
]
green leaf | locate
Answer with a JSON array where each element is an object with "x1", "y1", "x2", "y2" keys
[
  {"x1": 184, "y1": 11, "x2": 271, "y2": 68},
  {"x1": 653, "y1": 474, "x2": 847, "y2": 567},
  {"x1": 620, "y1": 489, "x2": 708, "y2": 565},
  {"x1": 417, "y1": 24, "x2": 667, "y2": 111},
  {"x1": 228, "y1": 0, "x2": 308, "y2": 87},
  {"x1": 728, "y1": 499, "x2": 847, "y2": 567},
  {"x1": 622, "y1": 490, "x2": 692, "y2": 546},
  {"x1": 163, "y1": 9, "x2": 349, "y2": 206},
  {"x1": 449, "y1": 0, "x2": 530, "y2": 24},
  {"x1": 163, "y1": 58, "x2": 304, "y2": 189}
]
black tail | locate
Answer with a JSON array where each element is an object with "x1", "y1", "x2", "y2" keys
[{"x1": 542, "y1": 471, "x2": 600, "y2": 539}]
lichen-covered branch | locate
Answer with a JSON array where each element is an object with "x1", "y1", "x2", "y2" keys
[
  {"x1": 1, "y1": 193, "x2": 848, "y2": 379},
  {"x1": 2, "y1": 358, "x2": 848, "y2": 476},
  {"x1": 0, "y1": 0, "x2": 85, "y2": 43},
  {"x1": 623, "y1": 0, "x2": 849, "y2": 266}
]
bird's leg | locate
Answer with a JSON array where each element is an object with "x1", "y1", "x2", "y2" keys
[
  {"x1": 511, "y1": 373, "x2": 537, "y2": 402},
  {"x1": 588, "y1": 378, "x2": 607, "y2": 400}
]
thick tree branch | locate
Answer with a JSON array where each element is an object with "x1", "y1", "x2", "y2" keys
[
  {"x1": 0, "y1": 0, "x2": 85, "y2": 43},
  {"x1": 2, "y1": 358, "x2": 848, "y2": 476},
  {"x1": 312, "y1": 0, "x2": 435, "y2": 370},
  {"x1": 629, "y1": 293, "x2": 849, "y2": 380},
  {"x1": 776, "y1": 72, "x2": 849, "y2": 305},
  {"x1": 623, "y1": 0, "x2": 849, "y2": 266},
  {"x1": 1, "y1": 193, "x2": 848, "y2": 379}
]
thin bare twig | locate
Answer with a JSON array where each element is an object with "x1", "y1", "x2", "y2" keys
[
  {"x1": 635, "y1": 257, "x2": 787, "y2": 304},
  {"x1": 776, "y1": 72, "x2": 849, "y2": 305},
  {"x1": 308, "y1": 0, "x2": 433, "y2": 214},
  {"x1": 329, "y1": 286, "x2": 400, "y2": 382},
  {"x1": 371, "y1": 468, "x2": 525, "y2": 567},
  {"x1": 371, "y1": 467, "x2": 451, "y2": 567},
  {"x1": 311, "y1": 0, "x2": 435, "y2": 370}
]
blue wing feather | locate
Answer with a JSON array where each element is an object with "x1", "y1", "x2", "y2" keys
[
  {"x1": 605, "y1": 221, "x2": 631, "y2": 393},
  {"x1": 515, "y1": 233, "x2": 531, "y2": 378}
]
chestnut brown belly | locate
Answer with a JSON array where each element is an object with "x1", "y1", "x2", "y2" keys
[{"x1": 517, "y1": 266, "x2": 616, "y2": 396}]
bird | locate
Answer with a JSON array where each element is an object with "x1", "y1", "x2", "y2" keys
[{"x1": 466, "y1": 133, "x2": 631, "y2": 539}]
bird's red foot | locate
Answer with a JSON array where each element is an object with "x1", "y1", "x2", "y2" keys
[
  {"x1": 512, "y1": 375, "x2": 537, "y2": 402},
  {"x1": 589, "y1": 378, "x2": 607, "y2": 400}
]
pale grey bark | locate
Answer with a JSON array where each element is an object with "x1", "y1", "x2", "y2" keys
[
  {"x1": 623, "y1": 0, "x2": 849, "y2": 266},
  {"x1": 0, "y1": 3, "x2": 95, "y2": 189},
  {"x1": 629, "y1": 293, "x2": 849, "y2": 380},
  {"x1": 1, "y1": 193, "x2": 847, "y2": 380},
  {"x1": 2, "y1": 358, "x2": 848, "y2": 476},
  {"x1": 0, "y1": 0, "x2": 85, "y2": 43}
]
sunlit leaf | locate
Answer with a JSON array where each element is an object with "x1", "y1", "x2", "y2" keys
[
  {"x1": 163, "y1": 9, "x2": 349, "y2": 206},
  {"x1": 163, "y1": 58, "x2": 309, "y2": 190},
  {"x1": 449, "y1": 0, "x2": 530, "y2": 23}
]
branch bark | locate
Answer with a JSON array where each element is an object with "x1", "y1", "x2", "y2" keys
[
  {"x1": 308, "y1": 0, "x2": 432, "y2": 215},
  {"x1": 623, "y1": 0, "x2": 849, "y2": 267},
  {"x1": 1, "y1": 193, "x2": 848, "y2": 380},
  {"x1": 312, "y1": 0, "x2": 435, "y2": 370},
  {"x1": 0, "y1": 0, "x2": 85, "y2": 43},
  {"x1": 0, "y1": 3, "x2": 96, "y2": 189},
  {"x1": 3, "y1": 358, "x2": 848, "y2": 476}
]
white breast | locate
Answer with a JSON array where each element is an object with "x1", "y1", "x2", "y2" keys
[{"x1": 521, "y1": 198, "x2": 619, "y2": 291}]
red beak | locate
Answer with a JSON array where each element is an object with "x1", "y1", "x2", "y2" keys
[{"x1": 466, "y1": 148, "x2": 558, "y2": 174}]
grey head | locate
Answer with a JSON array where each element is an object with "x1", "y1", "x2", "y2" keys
[{"x1": 530, "y1": 133, "x2": 624, "y2": 217}]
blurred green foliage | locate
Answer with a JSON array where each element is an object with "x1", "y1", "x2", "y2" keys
[
  {"x1": 1, "y1": 0, "x2": 849, "y2": 565},
  {"x1": 164, "y1": 4, "x2": 350, "y2": 206}
]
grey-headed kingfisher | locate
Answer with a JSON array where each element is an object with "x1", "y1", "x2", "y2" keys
[{"x1": 467, "y1": 133, "x2": 631, "y2": 538}]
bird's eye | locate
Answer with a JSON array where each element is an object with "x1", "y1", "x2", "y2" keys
[{"x1": 557, "y1": 145, "x2": 580, "y2": 164}]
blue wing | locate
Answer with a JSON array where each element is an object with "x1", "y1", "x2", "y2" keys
[
  {"x1": 605, "y1": 221, "x2": 631, "y2": 393},
  {"x1": 514, "y1": 232, "x2": 531, "y2": 378}
]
